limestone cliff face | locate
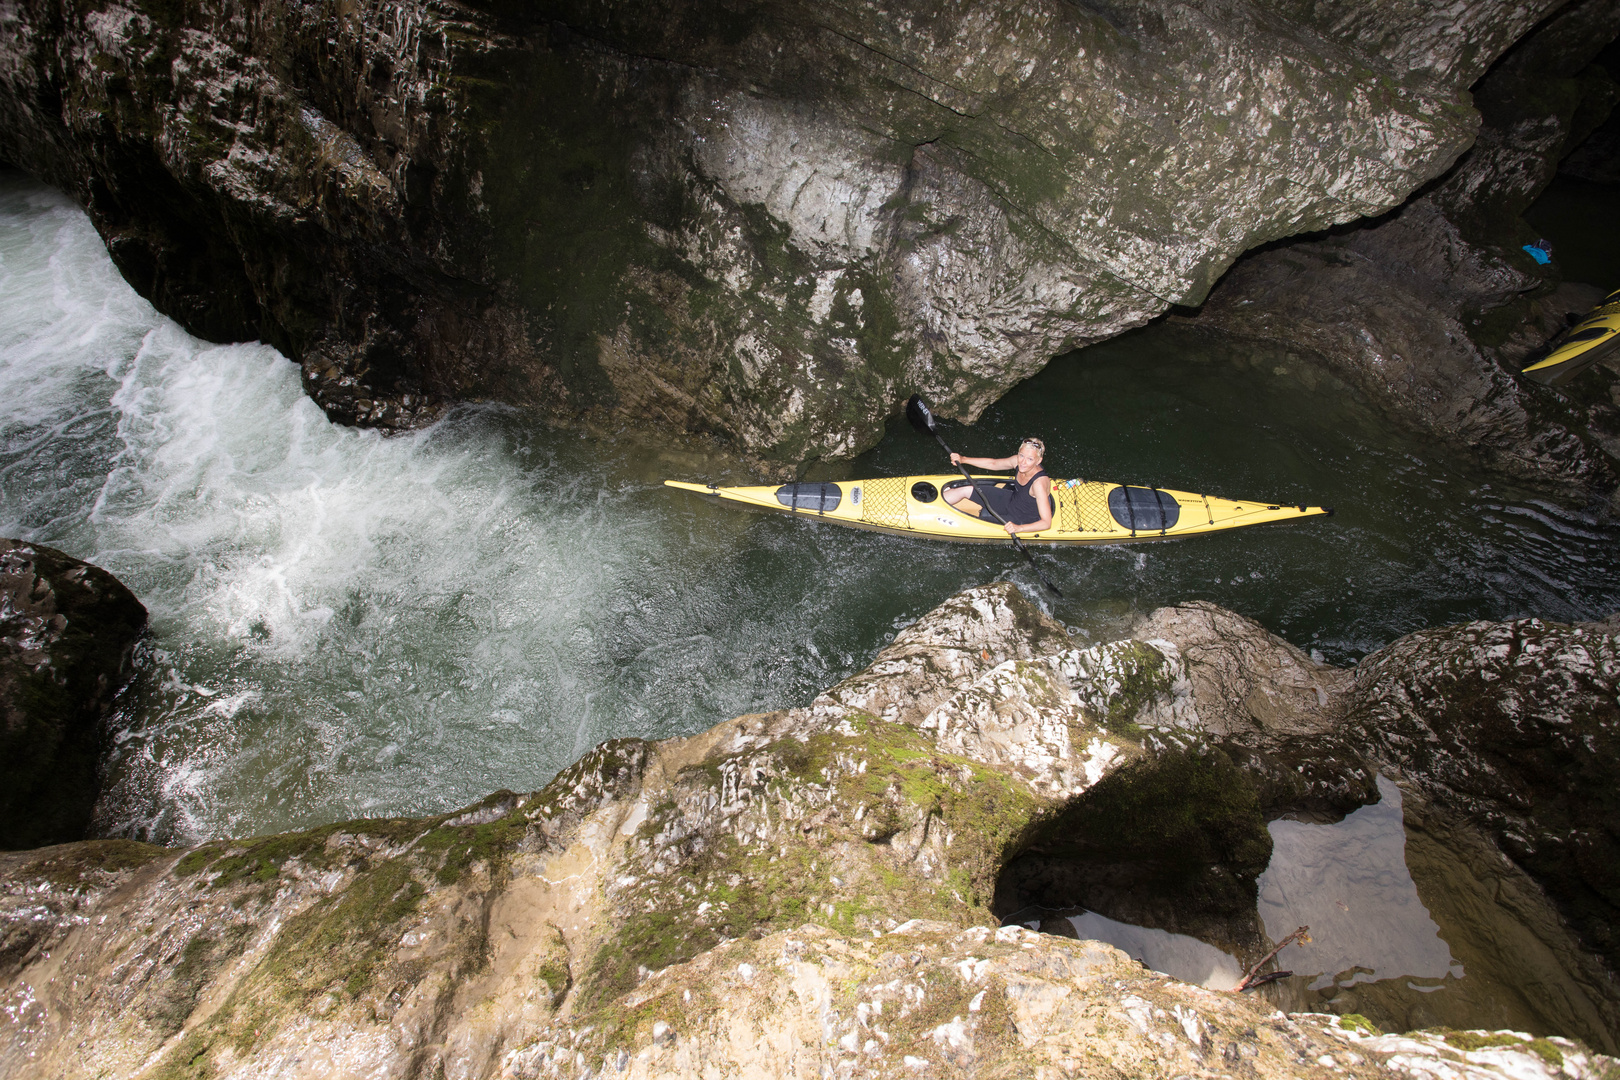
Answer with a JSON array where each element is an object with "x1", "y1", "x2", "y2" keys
[
  {"x1": 0, "y1": 540, "x2": 146, "y2": 850},
  {"x1": 1175, "y1": 0, "x2": 1620, "y2": 495},
  {"x1": 2, "y1": 584, "x2": 1618, "y2": 1077},
  {"x1": 0, "y1": 0, "x2": 1538, "y2": 463}
]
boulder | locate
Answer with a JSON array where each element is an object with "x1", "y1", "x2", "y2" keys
[
  {"x1": 0, "y1": 540, "x2": 146, "y2": 850},
  {"x1": 1121, "y1": 600, "x2": 1620, "y2": 1047},
  {"x1": 1345, "y1": 616, "x2": 1620, "y2": 977},
  {"x1": 1173, "y1": 0, "x2": 1620, "y2": 496}
]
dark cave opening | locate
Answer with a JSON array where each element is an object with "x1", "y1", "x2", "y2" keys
[{"x1": 991, "y1": 742, "x2": 1278, "y2": 965}]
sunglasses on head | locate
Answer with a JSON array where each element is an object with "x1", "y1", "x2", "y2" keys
[{"x1": 1019, "y1": 438, "x2": 1046, "y2": 455}]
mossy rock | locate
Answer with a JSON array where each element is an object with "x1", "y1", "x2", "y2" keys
[
  {"x1": 1431, "y1": 1028, "x2": 1568, "y2": 1067},
  {"x1": 14, "y1": 837, "x2": 169, "y2": 888},
  {"x1": 578, "y1": 715, "x2": 1046, "y2": 1007}
]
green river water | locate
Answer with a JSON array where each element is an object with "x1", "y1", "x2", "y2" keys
[{"x1": 3, "y1": 171, "x2": 1618, "y2": 846}]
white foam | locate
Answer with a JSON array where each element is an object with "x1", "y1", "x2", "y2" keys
[{"x1": 0, "y1": 174, "x2": 924, "y2": 843}]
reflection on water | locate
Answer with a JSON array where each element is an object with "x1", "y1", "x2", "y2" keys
[
  {"x1": 1022, "y1": 774, "x2": 1465, "y2": 999},
  {"x1": 1064, "y1": 911, "x2": 1245, "y2": 992},
  {"x1": 1258, "y1": 776, "x2": 1460, "y2": 991},
  {"x1": 1016, "y1": 773, "x2": 1618, "y2": 1042}
]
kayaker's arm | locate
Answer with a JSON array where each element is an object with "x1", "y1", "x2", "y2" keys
[
  {"x1": 949, "y1": 452, "x2": 1017, "y2": 470},
  {"x1": 1005, "y1": 475, "x2": 1054, "y2": 535}
]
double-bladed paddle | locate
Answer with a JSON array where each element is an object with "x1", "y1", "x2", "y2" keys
[{"x1": 905, "y1": 394, "x2": 1063, "y2": 598}]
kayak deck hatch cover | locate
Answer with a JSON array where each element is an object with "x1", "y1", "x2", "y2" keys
[{"x1": 664, "y1": 475, "x2": 1332, "y2": 546}]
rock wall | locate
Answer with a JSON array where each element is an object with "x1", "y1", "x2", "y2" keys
[
  {"x1": 0, "y1": 540, "x2": 146, "y2": 850},
  {"x1": 1174, "y1": 0, "x2": 1620, "y2": 496},
  {"x1": 1561, "y1": 39, "x2": 1620, "y2": 185},
  {"x1": 2, "y1": 583, "x2": 1618, "y2": 1076},
  {"x1": 0, "y1": 0, "x2": 1552, "y2": 464},
  {"x1": 1345, "y1": 616, "x2": 1620, "y2": 980},
  {"x1": 1132, "y1": 601, "x2": 1620, "y2": 1043}
]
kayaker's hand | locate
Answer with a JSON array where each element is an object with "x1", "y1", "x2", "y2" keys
[
  {"x1": 1005, "y1": 521, "x2": 1019, "y2": 535},
  {"x1": 950, "y1": 452, "x2": 961, "y2": 465}
]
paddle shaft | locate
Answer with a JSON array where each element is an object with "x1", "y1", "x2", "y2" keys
[{"x1": 926, "y1": 429, "x2": 1064, "y2": 599}]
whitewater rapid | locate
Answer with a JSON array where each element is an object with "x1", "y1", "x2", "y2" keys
[{"x1": 0, "y1": 176, "x2": 927, "y2": 842}]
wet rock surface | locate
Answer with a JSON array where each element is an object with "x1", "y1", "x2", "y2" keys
[
  {"x1": 1, "y1": 583, "x2": 1617, "y2": 1076},
  {"x1": 0, "y1": 540, "x2": 146, "y2": 851},
  {"x1": 0, "y1": 0, "x2": 1555, "y2": 463},
  {"x1": 1175, "y1": 0, "x2": 1620, "y2": 496},
  {"x1": 1125, "y1": 602, "x2": 1620, "y2": 1049},
  {"x1": 1345, "y1": 617, "x2": 1620, "y2": 979}
]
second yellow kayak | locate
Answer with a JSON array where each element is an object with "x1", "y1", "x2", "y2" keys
[{"x1": 1521, "y1": 287, "x2": 1620, "y2": 387}]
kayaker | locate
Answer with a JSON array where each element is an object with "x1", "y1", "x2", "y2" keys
[{"x1": 946, "y1": 438, "x2": 1054, "y2": 535}]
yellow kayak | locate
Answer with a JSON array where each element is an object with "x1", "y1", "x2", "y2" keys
[
  {"x1": 1521, "y1": 286, "x2": 1620, "y2": 386},
  {"x1": 665, "y1": 475, "x2": 1332, "y2": 546}
]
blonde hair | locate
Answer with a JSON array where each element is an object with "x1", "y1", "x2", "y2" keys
[{"x1": 1019, "y1": 437, "x2": 1046, "y2": 460}]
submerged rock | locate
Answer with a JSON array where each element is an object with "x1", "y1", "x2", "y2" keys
[
  {"x1": 0, "y1": 0, "x2": 1551, "y2": 463},
  {"x1": 0, "y1": 540, "x2": 146, "y2": 850},
  {"x1": 1, "y1": 583, "x2": 1617, "y2": 1076}
]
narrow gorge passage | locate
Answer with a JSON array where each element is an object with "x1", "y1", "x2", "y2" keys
[{"x1": 3, "y1": 172, "x2": 1619, "y2": 846}]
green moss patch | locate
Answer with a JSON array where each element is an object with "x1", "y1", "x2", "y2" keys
[
  {"x1": 579, "y1": 717, "x2": 1045, "y2": 1008},
  {"x1": 1433, "y1": 1029, "x2": 1567, "y2": 1067},
  {"x1": 150, "y1": 1028, "x2": 217, "y2": 1080},
  {"x1": 527, "y1": 739, "x2": 651, "y2": 821},
  {"x1": 173, "y1": 789, "x2": 539, "y2": 894},
  {"x1": 140, "y1": 924, "x2": 254, "y2": 1037},
  {"x1": 271, "y1": 857, "x2": 429, "y2": 1002},
  {"x1": 145, "y1": 789, "x2": 561, "y2": 1072},
  {"x1": 418, "y1": 812, "x2": 527, "y2": 885},
  {"x1": 537, "y1": 957, "x2": 572, "y2": 1007},
  {"x1": 16, "y1": 838, "x2": 168, "y2": 889},
  {"x1": 1072, "y1": 639, "x2": 1177, "y2": 737},
  {"x1": 197, "y1": 828, "x2": 342, "y2": 889},
  {"x1": 164, "y1": 855, "x2": 435, "y2": 1069},
  {"x1": 173, "y1": 843, "x2": 226, "y2": 877}
]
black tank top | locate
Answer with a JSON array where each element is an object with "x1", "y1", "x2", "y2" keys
[{"x1": 1007, "y1": 468, "x2": 1050, "y2": 523}]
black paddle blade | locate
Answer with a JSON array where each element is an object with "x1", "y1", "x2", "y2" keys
[{"x1": 905, "y1": 394, "x2": 936, "y2": 435}]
